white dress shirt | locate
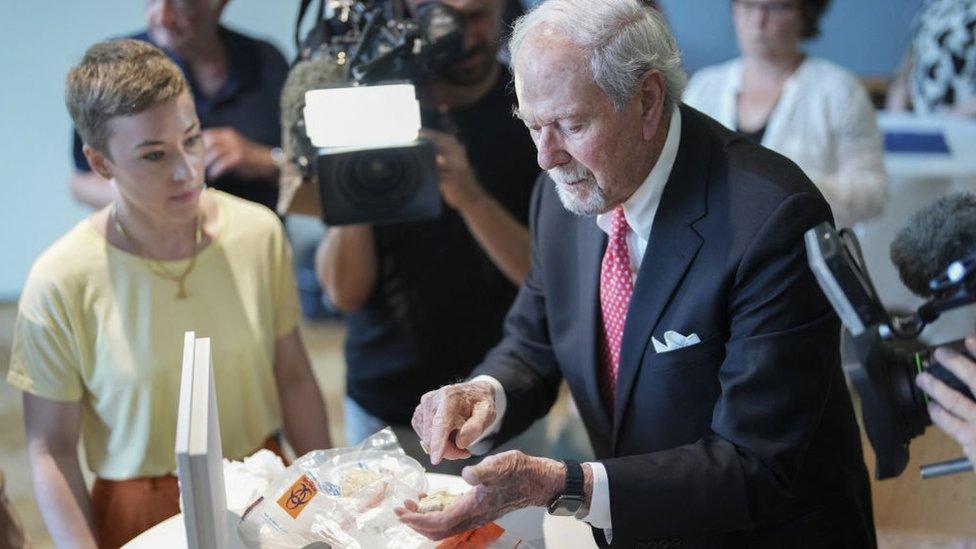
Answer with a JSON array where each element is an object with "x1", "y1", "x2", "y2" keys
[{"x1": 470, "y1": 107, "x2": 682, "y2": 537}]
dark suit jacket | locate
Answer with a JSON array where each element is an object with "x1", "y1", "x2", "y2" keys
[{"x1": 473, "y1": 105, "x2": 875, "y2": 548}]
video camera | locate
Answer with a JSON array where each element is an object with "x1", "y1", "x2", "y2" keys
[
  {"x1": 805, "y1": 222, "x2": 976, "y2": 479},
  {"x1": 289, "y1": 0, "x2": 467, "y2": 225}
]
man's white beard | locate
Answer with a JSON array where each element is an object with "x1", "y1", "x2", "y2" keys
[{"x1": 549, "y1": 161, "x2": 606, "y2": 216}]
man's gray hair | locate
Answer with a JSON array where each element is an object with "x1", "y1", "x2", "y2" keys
[{"x1": 509, "y1": 0, "x2": 686, "y2": 112}]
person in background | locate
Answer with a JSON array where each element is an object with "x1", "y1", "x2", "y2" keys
[
  {"x1": 917, "y1": 337, "x2": 976, "y2": 468},
  {"x1": 68, "y1": 0, "x2": 287, "y2": 211},
  {"x1": 683, "y1": 0, "x2": 888, "y2": 228},
  {"x1": 9, "y1": 40, "x2": 330, "y2": 548},
  {"x1": 313, "y1": 0, "x2": 546, "y2": 468},
  {"x1": 887, "y1": 0, "x2": 976, "y2": 116}
]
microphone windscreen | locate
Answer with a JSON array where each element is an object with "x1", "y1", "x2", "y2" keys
[
  {"x1": 277, "y1": 57, "x2": 347, "y2": 216},
  {"x1": 890, "y1": 192, "x2": 976, "y2": 296},
  {"x1": 280, "y1": 57, "x2": 347, "y2": 161}
]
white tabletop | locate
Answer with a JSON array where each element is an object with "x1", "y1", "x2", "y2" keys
[
  {"x1": 878, "y1": 113, "x2": 976, "y2": 180},
  {"x1": 124, "y1": 473, "x2": 595, "y2": 548}
]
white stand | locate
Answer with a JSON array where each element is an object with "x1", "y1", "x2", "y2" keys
[{"x1": 175, "y1": 331, "x2": 229, "y2": 549}]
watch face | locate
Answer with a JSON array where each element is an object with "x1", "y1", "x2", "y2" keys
[{"x1": 548, "y1": 495, "x2": 585, "y2": 517}]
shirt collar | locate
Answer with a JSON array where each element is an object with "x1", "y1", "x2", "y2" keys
[
  {"x1": 597, "y1": 106, "x2": 682, "y2": 243},
  {"x1": 143, "y1": 26, "x2": 256, "y2": 106}
]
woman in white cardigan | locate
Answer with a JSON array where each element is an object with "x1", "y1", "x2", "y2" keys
[{"x1": 684, "y1": 0, "x2": 888, "y2": 228}]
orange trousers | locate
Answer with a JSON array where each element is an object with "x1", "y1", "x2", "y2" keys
[{"x1": 91, "y1": 437, "x2": 284, "y2": 549}]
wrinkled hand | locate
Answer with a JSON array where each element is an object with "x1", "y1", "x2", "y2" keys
[
  {"x1": 420, "y1": 129, "x2": 486, "y2": 212},
  {"x1": 395, "y1": 450, "x2": 564, "y2": 540},
  {"x1": 203, "y1": 127, "x2": 276, "y2": 181},
  {"x1": 916, "y1": 336, "x2": 976, "y2": 465},
  {"x1": 412, "y1": 381, "x2": 495, "y2": 465}
]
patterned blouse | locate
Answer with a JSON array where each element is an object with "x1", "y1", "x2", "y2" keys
[{"x1": 910, "y1": 0, "x2": 976, "y2": 114}]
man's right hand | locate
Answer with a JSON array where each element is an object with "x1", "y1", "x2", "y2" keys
[{"x1": 412, "y1": 381, "x2": 496, "y2": 465}]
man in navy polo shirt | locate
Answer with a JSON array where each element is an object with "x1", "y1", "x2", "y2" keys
[{"x1": 68, "y1": 0, "x2": 287, "y2": 211}]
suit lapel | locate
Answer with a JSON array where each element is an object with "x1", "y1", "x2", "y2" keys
[
  {"x1": 578, "y1": 218, "x2": 611, "y2": 435},
  {"x1": 612, "y1": 106, "x2": 711, "y2": 448}
]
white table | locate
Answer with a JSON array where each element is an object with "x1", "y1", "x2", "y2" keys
[
  {"x1": 878, "y1": 113, "x2": 976, "y2": 180},
  {"x1": 124, "y1": 473, "x2": 596, "y2": 548},
  {"x1": 852, "y1": 113, "x2": 976, "y2": 345}
]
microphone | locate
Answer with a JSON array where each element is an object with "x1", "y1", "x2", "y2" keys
[
  {"x1": 890, "y1": 192, "x2": 976, "y2": 297},
  {"x1": 280, "y1": 57, "x2": 347, "y2": 169},
  {"x1": 277, "y1": 57, "x2": 346, "y2": 215}
]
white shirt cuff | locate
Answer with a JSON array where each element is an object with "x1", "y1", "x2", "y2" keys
[
  {"x1": 580, "y1": 461, "x2": 612, "y2": 536},
  {"x1": 465, "y1": 375, "x2": 507, "y2": 455}
]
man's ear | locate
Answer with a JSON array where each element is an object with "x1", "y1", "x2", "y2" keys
[
  {"x1": 83, "y1": 144, "x2": 113, "y2": 180},
  {"x1": 637, "y1": 69, "x2": 667, "y2": 141}
]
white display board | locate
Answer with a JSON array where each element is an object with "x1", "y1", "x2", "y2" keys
[{"x1": 175, "y1": 331, "x2": 229, "y2": 549}]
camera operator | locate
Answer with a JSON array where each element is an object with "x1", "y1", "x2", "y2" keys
[
  {"x1": 917, "y1": 337, "x2": 976, "y2": 467},
  {"x1": 68, "y1": 0, "x2": 287, "y2": 211},
  {"x1": 313, "y1": 0, "x2": 544, "y2": 466}
]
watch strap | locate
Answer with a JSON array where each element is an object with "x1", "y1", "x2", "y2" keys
[{"x1": 562, "y1": 460, "x2": 584, "y2": 498}]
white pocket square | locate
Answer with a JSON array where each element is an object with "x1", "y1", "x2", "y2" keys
[{"x1": 652, "y1": 330, "x2": 701, "y2": 353}]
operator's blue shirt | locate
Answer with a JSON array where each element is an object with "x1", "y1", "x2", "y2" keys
[{"x1": 72, "y1": 26, "x2": 289, "y2": 210}]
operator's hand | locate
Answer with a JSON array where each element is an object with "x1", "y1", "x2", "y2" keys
[
  {"x1": 916, "y1": 335, "x2": 976, "y2": 465},
  {"x1": 395, "y1": 450, "x2": 565, "y2": 540},
  {"x1": 203, "y1": 127, "x2": 277, "y2": 181},
  {"x1": 420, "y1": 129, "x2": 486, "y2": 212},
  {"x1": 411, "y1": 380, "x2": 496, "y2": 465}
]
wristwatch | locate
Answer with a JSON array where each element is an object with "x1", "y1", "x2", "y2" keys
[{"x1": 547, "y1": 460, "x2": 585, "y2": 517}]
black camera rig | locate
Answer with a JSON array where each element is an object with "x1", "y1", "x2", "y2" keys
[
  {"x1": 290, "y1": 0, "x2": 466, "y2": 225},
  {"x1": 805, "y1": 222, "x2": 975, "y2": 479},
  {"x1": 296, "y1": 0, "x2": 465, "y2": 84}
]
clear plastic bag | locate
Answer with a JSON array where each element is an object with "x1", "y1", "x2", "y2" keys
[
  {"x1": 238, "y1": 428, "x2": 430, "y2": 548},
  {"x1": 237, "y1": 428, "x2": 533, "y2": 549}
]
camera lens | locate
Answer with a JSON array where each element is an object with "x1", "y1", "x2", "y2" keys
[
  {"x1": 329, "y1": 149, "x2": 423, "y2": 216},
  {"x1": 847, "y1": 332, "x2": 929, "y2": 478},
  {"x1": 853, "y1": 336, "x2": 976, "y2": 478},
  {"x1": 315, "y1": 139, "x2": 441, "y2": 226},
  {"x1": 352, "y1": 154, "x2": 403, "y2": 193}
]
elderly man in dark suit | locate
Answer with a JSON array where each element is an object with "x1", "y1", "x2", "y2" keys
[{"x1": 396, "y1": 0, "x2": 875, "y2": 546}]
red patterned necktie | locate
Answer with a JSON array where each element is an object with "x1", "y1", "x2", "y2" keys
[{"x1": 599, "y1": 206, "x2": 634, "y2": 412}]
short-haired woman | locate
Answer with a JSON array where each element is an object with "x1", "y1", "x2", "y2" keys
[
  {"x1": 7, "y1": 39, "x2": 332, "y2": 548},
  {"x1": 683, "y1": 0, "x2": 889, "y2": 228}
]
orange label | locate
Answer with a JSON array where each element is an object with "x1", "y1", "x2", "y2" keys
[{"x1": 277, "y1": 474, "x2": 318, "y2": 519}]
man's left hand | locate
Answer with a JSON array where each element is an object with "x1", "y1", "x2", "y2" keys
[
  {"x1": 395, "y1": 450, "x2": 564, "y2": 540},
  {"x1": 203, "y1": 127, "x2": 277, "y2": 181},
  {"x1": 421, "y1": 129, "x2": 486, "y2": 213}
]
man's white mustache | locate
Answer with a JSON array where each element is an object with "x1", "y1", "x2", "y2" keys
[{"x1": 548, "y1": 162, "x2": 593, "y2": 185}]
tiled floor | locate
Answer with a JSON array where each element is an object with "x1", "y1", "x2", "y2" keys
[{"x1": 1, "y1": 301, "x2": 975, "y2": 547}]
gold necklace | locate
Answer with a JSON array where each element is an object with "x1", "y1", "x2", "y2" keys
[{"x1": 112, "y1": 205, "x2": 203, "y2": 300}]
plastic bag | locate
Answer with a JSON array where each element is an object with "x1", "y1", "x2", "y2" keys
[
  {"x1": 237, "y1": 428, "x2": 533, "y2": 549},
  {"x1": 238, "y1": 428, "x2": 430, "y2": 548}
]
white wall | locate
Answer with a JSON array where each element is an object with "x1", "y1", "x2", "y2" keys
[{"x1": 0, "y1": 1, "x2": 299, "y2": 300}]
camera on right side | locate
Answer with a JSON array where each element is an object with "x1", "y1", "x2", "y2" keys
[{"x1": 805, "y1": 192, "x2": 976, "y2": 479}]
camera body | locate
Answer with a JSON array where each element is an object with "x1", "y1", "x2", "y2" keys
[
  {"x1": 293, "y1": 0, "x2": 466, "y2": 225},
  {"x1": 805, "y1": 222, "x2": 975, "y2": 478},
  {"x1": 316, "y1": 139, "x2": 439, "y2": 225}
]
